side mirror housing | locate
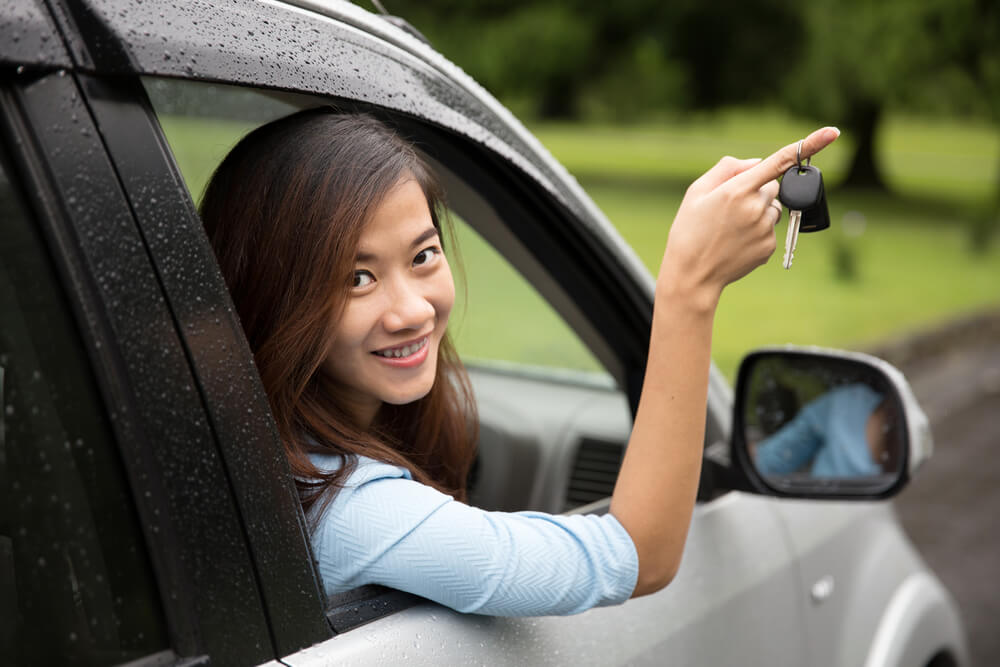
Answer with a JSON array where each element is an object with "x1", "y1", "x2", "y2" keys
[{"x1": 729, "y1": 346, "x2": 932, "y2": 500}]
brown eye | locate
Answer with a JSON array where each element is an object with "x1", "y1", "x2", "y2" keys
[
  {"x1": 353, "y1": 270, "x2": 375, "y2": 288},
  {"x1": 413, "y1": 247, "x2": 440, "y2": 267}
]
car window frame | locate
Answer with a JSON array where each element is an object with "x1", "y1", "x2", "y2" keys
[
  {"x1": 0, "y1": 67, "x2": 298, "y2": 663},
  {"x1": 74, "y1": 72, "x2": 333, "y2": 654}
]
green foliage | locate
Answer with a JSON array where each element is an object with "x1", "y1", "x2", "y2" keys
[
  {"x1": 663, "y1": 0, "x2": 804, "y2": 108},
  {"x1": 442, "y1": 5, "x2": 596, "y2": 118},
  {"x1": 367, "y1": 0, "x2": 800, "y2": 120},
  {"x1": 578, "y1": 36, "x2": 689, "y2": 122}
]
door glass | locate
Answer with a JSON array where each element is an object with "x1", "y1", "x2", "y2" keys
[{"x1": 0, "y1": 144, "x2": 168, "y2": 664}]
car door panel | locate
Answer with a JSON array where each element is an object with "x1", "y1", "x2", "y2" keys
[
  {"x1": 281, "y1": 490, "x2": 805, "y2": 666},
  {"x1": 774, "y1": 500, "x2": 966, "y2": 666}
]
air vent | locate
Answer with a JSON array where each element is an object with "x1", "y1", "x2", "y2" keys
[{"x1": 564, "y1": 438, "x2": 624, "y2": 511}]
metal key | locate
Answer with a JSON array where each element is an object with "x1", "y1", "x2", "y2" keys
[{"x1": 778, "y1": 141, "x2": 829, "y2": 269}]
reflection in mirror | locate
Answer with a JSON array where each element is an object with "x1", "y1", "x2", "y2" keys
[{"x1": 742, "y1": 354, "x2": 906, "y2": 493}]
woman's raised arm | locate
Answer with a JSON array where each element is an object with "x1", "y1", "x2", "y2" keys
[{"x1": 609, "y1": 127, "x2": 840, "y2": 597}]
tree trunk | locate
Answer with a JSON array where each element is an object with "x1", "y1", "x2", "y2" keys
[{"x1": 841, "y1": 102, "x2": 888, "y2": 191}]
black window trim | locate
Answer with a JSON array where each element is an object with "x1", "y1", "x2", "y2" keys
[
  {"x1": 1, "y1": 68, "x2": 279, "y2": 665},
  {"x1": 77, "y1": 71, "x2": 332, "y2": 656}
]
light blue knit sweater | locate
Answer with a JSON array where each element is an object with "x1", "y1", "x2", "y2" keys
[{"x1": 309, "y1": 453, "x2": 638, "y2": 616}]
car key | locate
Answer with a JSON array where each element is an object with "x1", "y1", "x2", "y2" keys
[{"x1": 778, "y1": 142, "x2": 829, "y2": 269}]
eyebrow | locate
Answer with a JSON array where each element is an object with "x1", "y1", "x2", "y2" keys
[{"x1": 356, "y1": 226, "x2": 440, "y2": 263}]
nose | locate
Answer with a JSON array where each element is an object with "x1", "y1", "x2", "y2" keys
[{"x1": 381, "y1": 278, "x2": 435, "y2": 333}]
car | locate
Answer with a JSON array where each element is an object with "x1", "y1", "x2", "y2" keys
[{"x1": 0, "y1": 0, "x2": 969, "y2": 665}]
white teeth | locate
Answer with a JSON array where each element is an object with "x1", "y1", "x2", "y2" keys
[{"x1": 378, "y1": 338, "x2": 426, "y2": 359}]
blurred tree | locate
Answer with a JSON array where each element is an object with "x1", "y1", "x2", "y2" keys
[
  {"x1": 785, "y1": 0, "x2": 999, "y2": 192},
  {"x1": 892, "y1": 0, "x2": 999, "y2": 247},
  {"x1": 781, "y1": 1, "x2": 923, "y2": 190},
  {"x1": 664, "y1": 0, "x2": 803, "y2": 109},
  {"x1": 941, "y1": 0, "x2": 1000, "y2": 214},
  {"x1": 366, "y1": 0, "x2": 801, "y2": 121}
]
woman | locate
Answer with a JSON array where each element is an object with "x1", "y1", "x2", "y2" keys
[
  {"x1": 201, "y1": 108, "x2": 838, "y2": 616},
  {"x1": 754, "y1": 383, "x2": 898, "y2": 478}
]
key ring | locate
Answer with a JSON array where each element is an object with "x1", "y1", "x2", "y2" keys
[{"x1": 796, "y1": 139, "x2": 811, "y2": 170}]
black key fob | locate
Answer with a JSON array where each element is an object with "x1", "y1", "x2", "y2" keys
[{"x1": 779, "y1": 164, "x2": 830, "y2": 233}]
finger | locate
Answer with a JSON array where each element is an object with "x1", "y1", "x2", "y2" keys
[
  {"x1": 692, "y1": 156, "x2": 761, "y2": 193},
  {"x1": 767, "y1": 198, "x2": 782, "y2": 225},
  {"x1": 731, "y1": 126, "x2": 840, "y2": 193},
  {"x1": 759, "y1": 178, "x2": 780, "y2": 203}
]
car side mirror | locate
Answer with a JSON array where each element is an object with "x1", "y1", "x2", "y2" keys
[{"x1": 730, "y1": 346, "x2": 932, "y2": 500}]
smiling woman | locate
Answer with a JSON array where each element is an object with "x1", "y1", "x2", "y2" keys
[
  {"x1": 199, "y1": 104, "x2": 839, "y2": 616},
  {"x1": 199, "y1": 110, "x2": 477, "y2": 508},
  {"x1": 322, "y1": 179, "x2": 456, "y2": 426}
]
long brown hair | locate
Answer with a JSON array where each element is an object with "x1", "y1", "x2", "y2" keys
[{"x1": 200, "y1": 109, "x2": 477, "y2": 517}]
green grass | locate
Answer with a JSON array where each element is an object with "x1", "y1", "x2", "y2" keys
[{"x1": 157, "y1": 109, "x2": 1000, "y2": 382}]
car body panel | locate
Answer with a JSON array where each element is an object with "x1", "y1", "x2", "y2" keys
[
  {"x1": 775, "y1": 500, "x2": 968, "y2": 666},
  {"x1": 0, "y1": 0, "x2": 72, "y2": 68},
  {"x1": 865, "y1": 572, "x2": 968, "y2": 667}
]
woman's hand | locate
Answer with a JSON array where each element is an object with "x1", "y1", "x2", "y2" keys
[
  {"x1": 612, "y1": 127, "x2": 840, "y2": 598},
  {"x1": 658, "y1": 127, "x2": 840, "y2": 310}
]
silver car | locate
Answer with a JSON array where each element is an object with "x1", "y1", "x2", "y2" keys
[{"x1": 0, "y1": 0, "x2": 967, "y2": 665}]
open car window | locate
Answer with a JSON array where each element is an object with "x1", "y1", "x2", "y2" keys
[{"x1": 143, "y1": 78, "x2": 615, "y2": 382}]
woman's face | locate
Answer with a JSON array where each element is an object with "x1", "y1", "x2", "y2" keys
[{"x1": 323, "y1": 177, "x2": 455, "y2": 425}]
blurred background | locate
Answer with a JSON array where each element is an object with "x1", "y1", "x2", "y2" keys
[
  {"x1": 364, "y1": 0, "x2": 999, "y2": 377},
  {"x1": 356, "y1": 0, "x2": 999, "y2": 663}
]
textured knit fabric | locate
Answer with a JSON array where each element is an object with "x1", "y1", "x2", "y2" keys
[
  {"x1": 755, "y1": 383, "x2": 883, "y2": 477},
  {"x1": 308, "y1": 453, "x2": 639, "y2": 616}
]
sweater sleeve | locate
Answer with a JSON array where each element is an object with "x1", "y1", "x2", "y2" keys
[
  {"x1": 754, "y1": 397, "x2": 827, "y2": 474},
  {"x1": 309, "y1": 455, "x2": 638, "y2": 617}
]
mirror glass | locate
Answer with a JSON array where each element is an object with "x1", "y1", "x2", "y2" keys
[{"x1": 739, "y1": 353, "x2": 906, "y2": 494}]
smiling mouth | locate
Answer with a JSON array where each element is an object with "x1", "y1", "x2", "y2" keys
[{"x1": 373, "y1": 336, "x2": 429, "y2": 359}]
